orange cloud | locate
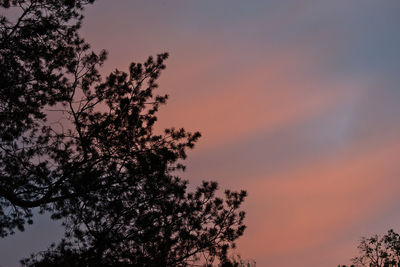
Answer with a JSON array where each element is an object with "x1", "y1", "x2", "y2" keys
[
  {"x1": 156, "y1": 47, "x2": 363, "y2": 154},
  {"x1": 239, "y1": 133, "x2": 400, "y2": 265}
]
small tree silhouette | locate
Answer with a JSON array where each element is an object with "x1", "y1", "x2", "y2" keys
[{"x1": 340, "y1": 229, "x2": 400, "y2": 267}]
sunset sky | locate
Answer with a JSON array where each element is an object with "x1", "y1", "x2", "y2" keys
[{"x1": 2, "y1": 0, "x2": 400, "y2": 266}]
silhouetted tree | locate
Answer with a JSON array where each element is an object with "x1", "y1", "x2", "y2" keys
[
  {"x1": 22, "y1": 179, "x2": 246, "y2": 266},
  {"x1": 220, "y1": 255, "x2": 256, "y2": 267},
  {"x1": 340, "y1": 229, "x2": 400, "y2": 267},
  {"x1": 1, "y1": 1, "x2": 247, "y2": 266},
  {"x1": 1, "y1": 0, "x2": 97, "y2": 236}
]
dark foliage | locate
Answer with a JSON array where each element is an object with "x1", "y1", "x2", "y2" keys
[
  {"x1": 22, "y1": 180, "x2": 246, "y2": 266},
  {"x1": 340, "y1": 229, "x2": 400, "y2": 267},
  {"x1": 1, "y1": 1, "x2": 247, "y2": 266},
  {"x1": 1, "y1": 0, "x2": 97, "y2": 236}
]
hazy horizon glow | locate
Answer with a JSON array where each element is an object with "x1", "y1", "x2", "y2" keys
[{"x1": 2, "y1": 0, "x2": 400, "y2": 266}]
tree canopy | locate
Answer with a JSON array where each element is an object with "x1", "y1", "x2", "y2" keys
[
  {"x1": 1, "y1": 0, "x2": 98, "y2": 235},
  {"x1": 0, "y1": 1, "x2": 247, "y2": 266},
  {"x1": 340, "y1": 229, "x2": 400, "y2": 267}
]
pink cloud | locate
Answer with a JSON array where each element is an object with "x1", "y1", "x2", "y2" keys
[
  {"x1": 156, "y1": 47, "x2": 363, "y2": 154},
  {"x1": 238, "y1": 134, "x2": 400, "y2": 265}
]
